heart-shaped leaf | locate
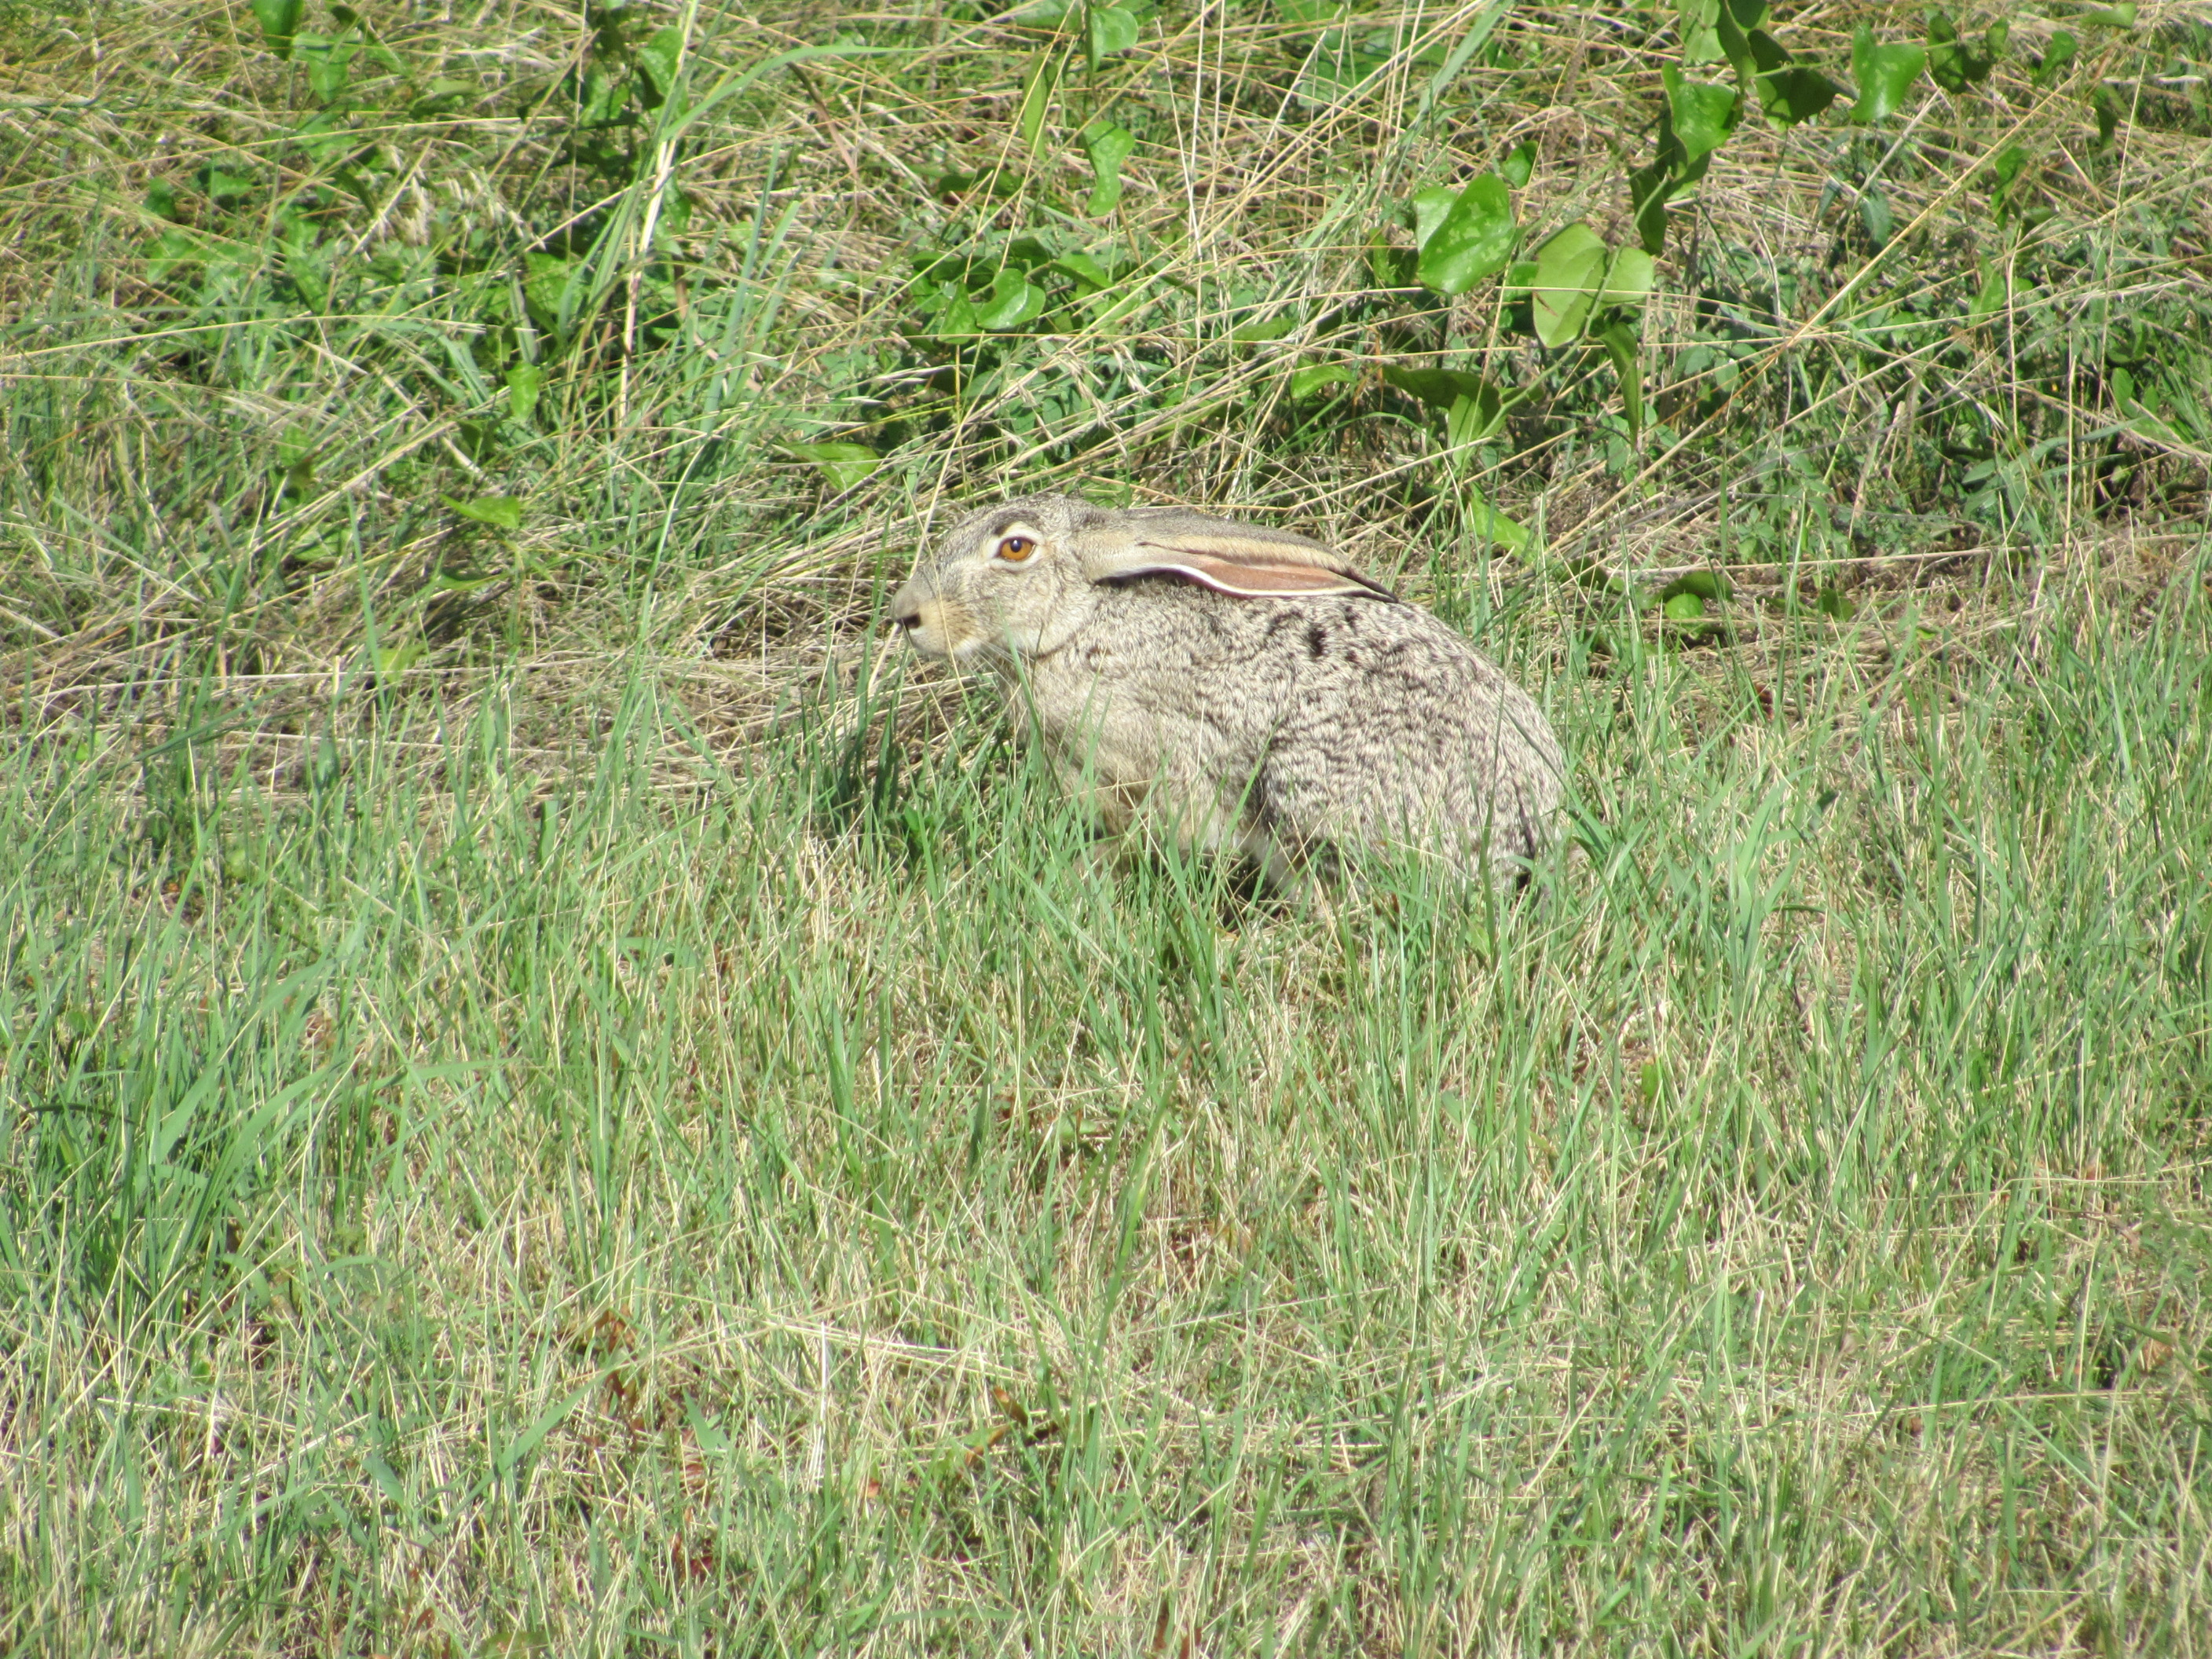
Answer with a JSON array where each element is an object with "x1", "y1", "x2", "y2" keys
[
  {"x1": 1747, "y1": 29, "x2": 1840, "y2": 126},
  {"x1": 1529, "y1": 222, "x2": 1608, "y2": 348},
  {"x1": 1089, "y1": 4, "x2": 1141, "y2": 67},
  {"x1": 2031, "y1": 29, "x2": 2077, "y2": 88},
  {"x1": 1499, "y1": 140, "x2": 1536, "y2": 189},
  {"x1": 1082, "y1": 123, "x2": 1134, "y2": 214},
  {"x1": 974, "y1": 269, "x2": 1047, "y2": 331},
  {"x1": 1417, "y1": 174, "x2": 1517, "y2": 295},
  {"x1": 441, "y1": 493, "x2": 522, "y2": 529},
  {"x1": 783, "y1": 442, "x2": 882, "y2": 493},
  {"x1": 1662, "y1": 591, "x2": 1708, "y2": 620},
  {"x1": 1409, "y1": 186, "x2": 1459, "y2": 250},
  {"x1": 1661, "y1": 68, "x2": 1739, "y2": 163},
  {"x1": 1850, "y1": 25, "x2": 1925, "y2": 124}
]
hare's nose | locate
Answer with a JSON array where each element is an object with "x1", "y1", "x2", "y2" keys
[{"x1": 891, "y1": 595, "x2": 921, "y2": 629}]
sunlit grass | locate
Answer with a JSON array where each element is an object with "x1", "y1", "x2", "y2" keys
[{"x1": 4, "y1": 0, "x2": 2211, "y2": 1651}]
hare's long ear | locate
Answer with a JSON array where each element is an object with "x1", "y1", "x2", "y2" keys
[{"x1": 1077, "y1": 511, "x2": 1395, "y2": 599}]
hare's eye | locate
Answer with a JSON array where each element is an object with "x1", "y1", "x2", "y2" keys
[{"x1": 995, "y1": 535, "x2": 1036, "y2": 562}]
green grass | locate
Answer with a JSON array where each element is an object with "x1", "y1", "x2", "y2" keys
[{"x1": 5, "y1": 1, "x2": 2212, "y2": 1652}]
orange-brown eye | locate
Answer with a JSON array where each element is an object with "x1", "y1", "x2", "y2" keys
[{"x1": 995, "y1": 534, "x2": 1036, "y2": 562}]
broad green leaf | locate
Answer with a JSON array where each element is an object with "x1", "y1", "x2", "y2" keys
[
  {"x1": 1664, "y1": 569, "x2": 1732, "y2": 603},
  {"x1": 1290, "y1": 363, "x2": 1358, "y2": 399},
  {"x1": 1463, "y1": 485, "x2": 1529, "y2": 554},
  {"x1": 974, "y1": 269, "x2": 1047, "y2": 330},
  {"x1": 1417, "y1": 174, "x2": 1516, "y2": 295},
  {"x1": 1926, "y1": 11, "x2": 1966, "y2": 91},
  {"x1": 1662, "y1": 591, "x2": 1708, "y2": 620},
  {"x1": 145, "y1": 227, "x2": 209, "y2": 284},
  {"x1": 1016, "y1": 53, "x2": 1058, "y2": 156},
  {"x1": 441, "y1": 493, "x2": 523, "y2": 529},
  {"x1": 1231, "y1": 311, "x2": 1296, "y2": 342},
  {"x1": 1089, "y1": 4, "x2": 1141, "y2": 65},
  {"x1": 1747, "y1": 29, "x2": 1840, "y2": 125},
  {"x1": 372, "y1": 636, "x2": 425, "y2": 675},
  {"x1": 1082, "y1": 123, "x2": 1134, "y2": 214},
  {"x1": 522, "y1": 252, "x2": 580, "y2": 334},
  {"x1": 1383, "y1": 368, "x2": 1507, "y2": 446},
  {"x1": 2082, "y1": 4, "x2": 2136, "y2": 25},
  {"x1": 1500, "y1": 140, "x2": 1536, "y2": 189},
  {"x1": 1628, "y1": 156, "x2": 1672, "y2": 255},
  {"x1": 506, "y1": 363, "x2": 544, "y2": 423},
  {"x1": 1862, "y1": 188, "x2": 1896, "y2": 247},
  {"x1": 295, "y1": 32, "x2": 357, "y2": 102},
  {"x1": 431, "y1": 571, "x2": 500, "y2": 595},
  {"x1": 1597, "y1": 320, "x2": 1644, "y2": 439},
  {"x1": 1442, "y1": 385, "x2": 1504, "y2": 448},
  {"x1": 251, "y1": 0, "x2": 304, "y2": 55},
  {"x1": 928, "y1": 291, "x2": 981, "y2": 337},
  {"x1": 1850, "y1": 25, "x2": 1925, "y2": 124},
  {"x1": 1598, "y1": 247, "x2": 1655, "y2": 307},
  {"x1": 573, "y1": 64, "x2": 628, "y2": 126},
  {"x1": 1661, "y1": 68, "x2": 1739, "y2": 163},
  {"x1": 1676, "y1": 0, "x2": 1724, "y2": 65},
  {"x1": 1529, "y1": 222, "x2": 1607, "y2": 348},
  {"x1": 1968, "y1": 258, "x2": 2006, "y2": 324},
  {"x1": 1987, "y1": 143, "x2": 2031, "y2": 222},
  {"x1": 635, "y1": 27, "x2": 686, "y2": 105},
  {"x1": 2094, "y1": 87, "x2": 2124, "y2": 145},
  {"x1": 196, "y1": 167, "x2": 256, "y2": 207},
  {"x1": 1409, "y1": 185, "x2": 1459, "y2": 250},
  {"x1": 1814, "y1": 585, "x2": 1854, "y2": 621},
  {"x1": 2032, "y1": 30, "x2": 2077, "y2": 88},
  {"x1": 1054, "y1": 251, "x2": 1115, "y2": 289},
  {"x1": 783, "y1": 442, "x2": 881, "y2": 493}
]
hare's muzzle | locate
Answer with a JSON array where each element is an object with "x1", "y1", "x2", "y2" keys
[{"x1": 888, "y1": 576, "x2": 954, "y2": 660}]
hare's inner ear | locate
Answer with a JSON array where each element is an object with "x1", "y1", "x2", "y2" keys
[
  {"x1": 1084, "y1": 521, "x2": 1395, "y2": 599},
  {"x1": 1102, "y1": 554, "x2": 1382, "y2": 597}
]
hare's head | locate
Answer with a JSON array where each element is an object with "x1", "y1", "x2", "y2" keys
[{"x1": 891, "y1": 493, "x2": 1390, "y2": 665}]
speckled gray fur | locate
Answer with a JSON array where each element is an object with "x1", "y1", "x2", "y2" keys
[{"x1": 890, "y1": 493, "x2": 1565, "y2": 882}]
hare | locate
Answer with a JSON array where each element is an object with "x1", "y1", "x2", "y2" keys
[{"x1": 889, "y1": 494, "x2": 1564, "y2": 885}]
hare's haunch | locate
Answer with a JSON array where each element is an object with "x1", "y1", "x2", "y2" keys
[{"x1": 891, "y1": 494, "x2": 1563, "y2": 881}]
